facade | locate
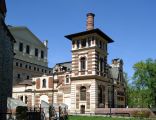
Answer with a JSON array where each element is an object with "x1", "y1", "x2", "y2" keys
[
  {"x1": 0, "y1": 0, "x2": 15, "y2": 119},
  {"x1": 8, "y1": 26, "x2": 52, "y2": 85},
  {"x1": 13, "y1": 13, "x2": 126, "y2": 114}
]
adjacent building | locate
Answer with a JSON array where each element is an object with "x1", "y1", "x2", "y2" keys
[
  {"x1": 13, "y1": 13, "x2": 126, "y2": 114},
  {"x1": 8, "y1": 26, "x2": 52, "y2": 85},
  {"x1": 0, "y1": 0, "x2": 15, "y2": 119}
]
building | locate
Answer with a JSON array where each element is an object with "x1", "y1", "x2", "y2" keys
[
  {"x1": 0, "y1": 0, "x2": 15, "y2": 119},
  {"x1": 8, "y1": 26, "x2": 52, "y2": 85},
  {"x1": 13, "y1": 13, "x2": 126, "y2": 114}
]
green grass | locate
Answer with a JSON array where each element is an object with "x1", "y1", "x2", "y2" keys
[{"x1": 68, "y1": 115, "x2": 149, "y2": 120}]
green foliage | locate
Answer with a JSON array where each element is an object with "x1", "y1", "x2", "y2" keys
[
  {"x1": 131, "y1": 110, "x2": 150, "y2": 118},
  {"x1": 69, "y1": 115, "x2": 146, "y2": 120},
  {"x1": 129, "y1": 58, "x2": 156, "y2": 108},
  {"x1": 16, "y1": 106, "x2": 28, "y2": 120}
]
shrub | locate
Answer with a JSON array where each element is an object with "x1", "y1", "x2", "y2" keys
[
  {"x1": 131, "y1": 110, "x2": 150, "y2": 118},
  {"x1": 16, "y1": 106, "x2": 28, "y2": 120}
]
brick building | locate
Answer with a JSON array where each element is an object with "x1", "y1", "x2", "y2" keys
[
  {"x1": 13, "y1": 13, "x2": 126, "y2": 114},
  {"x1": 0, "y1": 0, "x2": 15, "y2": 119}
]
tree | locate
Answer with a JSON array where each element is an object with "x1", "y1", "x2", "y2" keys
[{"x1": 132, "y1": 58, "x2": 156, "y2": 107}]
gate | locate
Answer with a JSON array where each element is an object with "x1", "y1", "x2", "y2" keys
[{"x1": 27, "y1": 107, "x2": 42, "y2": 120}]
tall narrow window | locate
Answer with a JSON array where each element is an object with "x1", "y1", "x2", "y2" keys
[
  {"x1": 17, "y1": 74, "x2": 20, "y2": 79},
  {"x1": 42, "y1": 79, "x2": 46, "y2": 88},
  {"x1": 81, "y1": 39, "x2": 86, "y2": 48},
  {"x1": 41, "y1": 50, "x2": 44, "y2": 59},
  {"x1": 100, "y1": 58, "x2": 104, "y2": 72},
  {"x1": 35, "y1": 48, "x2": 38, "y2": 57},
  {"x1": 72, "y1": 40, "x2": 75, "y2": 48},
  {"x1": 77, "y1": 40, "x2": 80, "y2": 48},
  {"x1": 27, "y1": 76, "x2": 29, "y2": 79},
  {"x1": 66, "y1": 75, "x2": 70, "y2": 84},
  {"x1": 80, "y1": 86, "x2": 86, "y2": 101},
  {"x1": 20, "y1": 96, "x2": 23, "y2": 101},
  {"x1": 88, "y1": 38, "x2": 91, "y2": 46},
  {"x1": 98, "y1": 86, "x2": 103, "y2": 104},
  {"x1": 26, "y1": 45, "x2": 30, "y2": 54},
  {"x1": 80, "y1": 57, "x2": 86, "y2": 71},
  {"x1": 25, "y1": 96, "x2": 28, "y2": 104},
  {"x1": 19, "y1": 42, "x2": 23, "y2": 52}
]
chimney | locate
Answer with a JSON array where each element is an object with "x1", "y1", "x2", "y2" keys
[
  {"x1": 43, "y1": 40, "x2": 48, "y2": 47},
  {"x1": 86, "y1": 13, "x2": 95, "y2": 31}
]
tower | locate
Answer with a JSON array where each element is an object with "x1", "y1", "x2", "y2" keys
[{"x1": 65, "y1": 13, "x2": 114, "y2": 114}]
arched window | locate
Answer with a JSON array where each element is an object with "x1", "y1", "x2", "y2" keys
[
  {"x1": 66, "y1": 75, "x2": 70, "y2": 84},
  {"x1": 80, "y1": 57, "x2": 86, "y2": 71},
  {"x1": 80, "y1": 86, "x2": 86, "y2": 101},
  {"x1": 42, "y1": 79, "x2": 46, "y2": 88}
]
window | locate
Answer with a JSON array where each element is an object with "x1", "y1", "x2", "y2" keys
[
  {"x1": 34, "y1": 67, "x2": 36, "y2": 71},
  {"x1": 98, "y1": 86, "x2": 103, "y2": 104},
  {"x1": 25, "y1": 96, "x2": 28, "y2": 104},
  {"x1": 20, "y1": 96, "x2": 23, "y2": 101},
  {"x1": 26, "y1": 45, "x2": 30, "y2": 54},
  {"x1": 42, "y1": 79, "x2": 46, "y2": 88},
  {"x1": 17, "y1": 74, "x2": 20, "y2": 79},
  {"x1": 65, "y1": 75, "x2": 70, "y2": 84},
  {"x1": 41, "y1": 50, "x2": 44, "y2": 59},
  {"x1": 35, "y1": 48, "x2": 38, "y2": 57},
  {"x1": 88, "y1": 38, "x2": 91, "y2": 46},
  {"x1": 80, "y1": 57, "x2": 86, "y2": 71},
  {"x1": 81, "y1": 39, "x2": 86, "y2": 48},
  {"x1": 42, "y1": 69, "x2": 44, "y2": 72},
  {"x1": 45, "y1": 70, "x2": 47, "y2": 73},
  {"x1": 29, "y1": 66, "x2": 31, "y2": 70},
  {"x1": 80, "y1": 86, "x2": 86, "y2": 101},
  {"x1": 19, "y1": 42, "x2": 23, "y2": 52},
  {"x1": 99, "y1": 41, "x2": 102, "y2": 48},
  {"x1": 20, "y1": 63, "x2": 22, "y2": 67},
  {"x1": 37, "y1": 68, "x2": 39, "y2": 71},
  {"x1": 27, "y1": 76, "x2": 29, "y2": 79},
  {"x1": 25, "y1": 65, "x2": 28, "y2": 69},
  {"x1": 16, "y1": 62, "x2": 18, "y2": 66},
  {"x1": 72, "y1": 40, "x2": 75, "y2": 48},
  {"x1": 100, "y1": 58, "x2": 104, "y2": 72},
  {"x1": 77, "y1": 40, "x2": 80, "y2": 48}
]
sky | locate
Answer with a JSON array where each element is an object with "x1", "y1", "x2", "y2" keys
[{"x1": 5, "y1": 0, "x2": 156, "y2": 78}]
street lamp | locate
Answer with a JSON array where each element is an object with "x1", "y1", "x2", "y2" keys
[
  {"x1": 31, "y1": 81, "x2": 36, "y2": 107},
  {"x1": 52, "y1": 69, "x2": 58, "y2": 106}
]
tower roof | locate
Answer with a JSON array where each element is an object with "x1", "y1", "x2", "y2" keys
[{"x1": 65, "y1": 28, "x2": 114, "y2": 43}]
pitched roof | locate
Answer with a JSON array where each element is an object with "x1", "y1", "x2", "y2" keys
[{"x1": 65, "y1": 28, "x2": 114, "y2": 43}]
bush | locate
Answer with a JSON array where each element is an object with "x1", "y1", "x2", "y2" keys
[
  {"x1": 131, "y1": 110, "x2": 150, "y2": 118},
  {"x1": 16, "y1": 106, "x2": 28, "y2": 120}
]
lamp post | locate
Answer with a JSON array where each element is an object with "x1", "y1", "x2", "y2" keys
[
  {"x1": 52, "y1": 69, "x2": 58, "y2": 106},
  {"x1": 31, "y1": 81, "x2": 36, "y2": 107}
]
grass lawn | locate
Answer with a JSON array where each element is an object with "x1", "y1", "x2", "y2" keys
[{"x1": 68, "y1": 115, "x2": 149, "y2": 120}]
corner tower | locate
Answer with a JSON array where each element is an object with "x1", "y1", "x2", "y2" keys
[{"x1": 65, "y1": 13, "x2": 114, "y2": 114}]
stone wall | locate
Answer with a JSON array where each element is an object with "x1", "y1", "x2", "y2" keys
[{"x1": 0, "y1": 13, "x2": 14, "y2": 118}]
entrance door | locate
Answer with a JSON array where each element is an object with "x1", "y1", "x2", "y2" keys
[{"x1": 80, "y1": 105, "x2": 85, "y2": 114}]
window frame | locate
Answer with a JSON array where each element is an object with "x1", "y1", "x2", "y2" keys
[{"x1": 80, "y1": 86, "x2": 86, "y2": 101}]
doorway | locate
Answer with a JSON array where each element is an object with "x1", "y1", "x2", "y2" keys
[{"x1": 80, "y1": 105, "x2": 85, "y2": 114}]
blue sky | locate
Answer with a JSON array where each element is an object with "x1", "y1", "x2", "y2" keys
[{"x1": 6, "y1": 0, "x2": 156, "y2": 78}]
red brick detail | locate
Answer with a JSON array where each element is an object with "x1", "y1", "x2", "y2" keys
[
  {"x1": 36, "y1": 79, "x2": 40, "y2": 89},
  {"x1": 48, "y1": 77, "x2": 53, "y2": 88}
]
